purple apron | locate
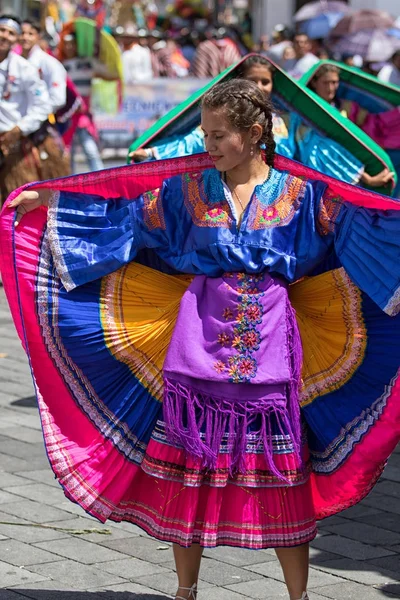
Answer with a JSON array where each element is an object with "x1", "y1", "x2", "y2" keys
[{"x1": 163, "y1": 272, "x2": 303, "y2": 479}]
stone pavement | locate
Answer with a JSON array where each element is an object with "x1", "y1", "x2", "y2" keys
[{"x1": 0, "y1": 287, "x2": 399, "y2": 600}]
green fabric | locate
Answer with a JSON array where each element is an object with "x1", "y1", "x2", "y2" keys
[
  {"x1": 91, "y1": 80, "x2": 119, "y2": 114},
  {"x1": 73, "y1": 18, "x2": 123, "y2": 88},
  {"x1": 300, "y1": 60, "x2": 400, "y2": 108},
  {"x1": 74, "y1": 18, "x2": 96, "y2": 58},
  {"x1": 128, "y1": 55, "x2": 396, "y2": 195}
]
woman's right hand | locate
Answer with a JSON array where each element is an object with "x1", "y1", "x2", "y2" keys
[
  {"x1": 9, "y1": 189, "x2": 52, "y2": 227},
  {"x1": 361, "y1": 168, "x2": 395, "y2": 188}
]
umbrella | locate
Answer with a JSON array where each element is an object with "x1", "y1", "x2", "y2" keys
[
  {"x1": 298, "y1": 12, "x2": 345, "y2": 39},
  {"x1": 330, "y1": 10, "x2": 394, "y2": 37},
  {"x1": 330, "y1": 29, "x2": 400, "y2": 62},
  {"x1": 294, "y1": 0, "x2": 350, "y2": 22},
  {"x1": 387, "y1": 28, "x2": 400, "y2": 39}
]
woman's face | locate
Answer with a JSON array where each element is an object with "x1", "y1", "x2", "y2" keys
[
  {"x1": 201, "y1": 107, "x2": 253, "y2": 172},
  {"x1": 283, "y1": 46, "x2": 296, "y2": 61},
  {"x1": 63, "y1": 38, "x2": 77, "y2": 59},
  {"x1": 243, "y1": 64, "x2": 273, "y2": 98},
  {"x1": 313, "y1": 71, "x2": 340, "y2": 103}
]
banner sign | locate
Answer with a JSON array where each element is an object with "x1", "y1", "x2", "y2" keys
[{"x1": 91, "y1": 78, "x2": 210, "y2": 148}]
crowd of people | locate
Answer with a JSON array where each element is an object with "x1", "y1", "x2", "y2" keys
[
  {"x1": 118, "y1": 22, "x2": 400, "y2": 83},
  {"x1": 0, "y1": 12, "x2": 120, "y2": 201},
  {"x1": 254, "y1": 25, "x2": 400, "y2": 84},
  {"x1": 0, "y1": 6, "x2": 399, "y2": 202}
]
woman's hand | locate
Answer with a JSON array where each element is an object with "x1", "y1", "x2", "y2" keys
[
  {"x1": 361, "y1": 168, "x2": 395, "y2": 188},
  {"x1": 128, "y1": 148, "x2": 153, "y2": 163},
  {"x1": 9, "y1": 189, "x2": 52, "y2": 227}
]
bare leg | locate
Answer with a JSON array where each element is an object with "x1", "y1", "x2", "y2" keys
[
  {"x1": 275, "y1": 543, "x2": 309, "y2": 600},
  {"x1": 173, "y1": 543, "x2": 204, "y2": 599}
]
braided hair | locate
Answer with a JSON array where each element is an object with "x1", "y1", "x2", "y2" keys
[{"x1": 201, "y1": 79, "x2": 276, "y2": 166}]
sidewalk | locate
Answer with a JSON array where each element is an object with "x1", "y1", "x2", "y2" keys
[{"x1": 0, "y1": 286, "x2": 399, "y2": 600}]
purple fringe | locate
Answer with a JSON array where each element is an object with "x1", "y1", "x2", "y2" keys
[
  {"x1": 163, "y1": 299, "x2": 303, "y2": 481},
  {"x1": 285, "y1": 300, "x2": 303, "y2": 459}
]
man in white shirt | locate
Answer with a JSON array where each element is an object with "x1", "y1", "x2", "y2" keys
[
  {"x1": 378, "y1": 51, "x2": 400, "y2": 88},
  {"x1": 18, "y1": 19, "x2": 71, "y2": 179},
  {"x1": 285, "y1": 34, "x2": 319, "y2": 80},
  {"x1": 20, "y1": 19, "x2": 67, "y2": 114},
  {"x1": 122, "y1": 25, "x2": 153, "y2": 84},
  {"x1": 0, "y1": 14, "x2": 64, "y2": 204}
]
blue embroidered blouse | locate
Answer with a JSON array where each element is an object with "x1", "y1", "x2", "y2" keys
[{"x1": 48, "y1": 167, "x2": 400, "y2": 316}]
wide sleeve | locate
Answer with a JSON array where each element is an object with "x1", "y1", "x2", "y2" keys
[
  {"x1": 316, "y1": 190, "x2": 400, "y2": 315},
  {"x1": 292, "y1": 114, "x2": 364, "y2": 184},
  {"x1": 152, "y1": 127, "x2": 205, "y2": 160},
  {"x1": 46, "y1": 187, "x2": 169, "y2": 292}
]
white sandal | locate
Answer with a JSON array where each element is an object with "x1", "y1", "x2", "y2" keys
[
  {"x1": 175, "y1": 583, "x2": 197, "y2": 599},
  {"x1": 295, "y1": 594, "x2": 309, "y2": 600}
]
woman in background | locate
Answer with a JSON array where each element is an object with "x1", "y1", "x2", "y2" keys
[
  {"x1": 129, "y1": 55, "x2": 392, "y2": 189},
  {"x1": 309, "y1": 63, "x2": 400, "y2": 194}
]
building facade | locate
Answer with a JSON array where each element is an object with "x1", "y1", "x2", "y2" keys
[{"x1": 0, "y1": 0, "x2": 41, "y2": 19}]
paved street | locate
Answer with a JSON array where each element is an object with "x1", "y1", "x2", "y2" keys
[{"x1": 0, "y1": 285, "x2": 399, "y2": 600}]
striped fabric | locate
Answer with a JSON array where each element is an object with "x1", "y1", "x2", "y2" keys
[
  {"x1": 191, "y1": 40, "x2": 241, "y2": 78},
  {"x1": 151, "y1": 44, "x2": 175, "y2": 78}
]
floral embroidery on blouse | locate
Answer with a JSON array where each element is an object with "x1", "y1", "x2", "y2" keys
[
  {"x1": 317, "y1": 189, "x2": 343, "y2": 236},
  {"x1": 143, "y1": 188, "x2": 166, "y2": 231},
  {"x1": 247, "y1": 173, "x2": 306, "y2": 230},
  {"x1": 205, "y1": 206, "x2": 230, "y2": 223},
  {"x1": 213, "y1": 273, "x2": 264, "y2": 383},
  {"x1": 181, "y1": 171, "x2": 233, "y2": 228}
]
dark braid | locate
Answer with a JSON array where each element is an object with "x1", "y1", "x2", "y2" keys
[{"x1": 201, "y1": 79, "x2": 276, "y2": 166}]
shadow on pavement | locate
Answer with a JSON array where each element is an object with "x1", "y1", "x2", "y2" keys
[
  {"x1": 10, "y1": 396, "x2": 37, "y2": 408},
  {"x1": 379, "y1": 584, "x2": 400, "y2": 597}
]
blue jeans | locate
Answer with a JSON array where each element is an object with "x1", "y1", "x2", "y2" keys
[{"x1": 71, "y1": 127, "x2": 104, "y2": 173}]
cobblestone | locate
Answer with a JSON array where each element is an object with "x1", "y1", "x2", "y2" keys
[{"x1": 1, "y1": 287, "x2": 399, "y2": 599}]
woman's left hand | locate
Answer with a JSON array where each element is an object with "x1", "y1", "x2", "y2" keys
[{"x1": 128, "y1": 149, "x2": 153, "y2": 163}]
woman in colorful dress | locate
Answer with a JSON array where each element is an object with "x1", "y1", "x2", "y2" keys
[
  {"x1": 3, "y1": 80, "x2": 400, "y2": 600},
  {"x1": 307, "y1": 63, "x2": 400, "y2": 194},
  {"x1": 129, "y1": 55, "x2": 393, "y2": 190},
  {"x1": 308, "y1": 63, "x2": 400, "y2": 150}
]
